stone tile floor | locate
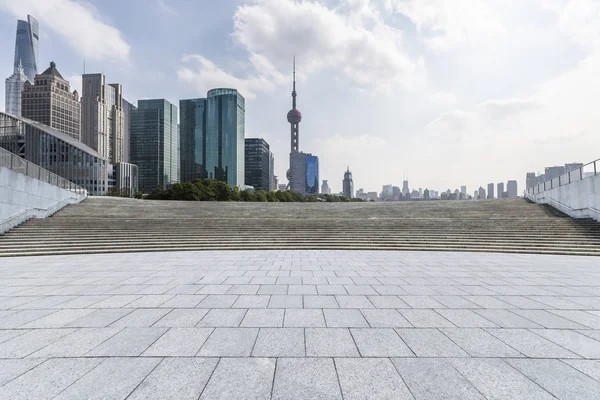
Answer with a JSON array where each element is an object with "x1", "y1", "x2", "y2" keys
[{"x1": 0, "y1": 250, "x2": 599, "y2": 399}]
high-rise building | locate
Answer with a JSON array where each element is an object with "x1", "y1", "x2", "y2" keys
[
  {"x1": 526, "y1": 172, "x2": 537, "y2": 189},
  {"x1": 245, "y1": 138, "x2": 272, "y2": 191},
  {"x1": 269, "y1": 153, "x2": 275, "y2": 191},
  {"x1": 497, "y1": 182, "x2": 504, "y2": 199},
  {"x1": 487, "y1": 183, "x2": 494, "y2": 199},
  {"x1": 81, "y1": 74, "x2": 125, "y2": 164},
  {"x1": 478, "y1": 187, "x2": 486, "y2": 200},
  {"x1": 13, "y1": 15, "x2": 38, "y2": 82},
  {"x1": 565, "y1": 162, "x2": 583, "y2": 173},
  {"x1": 5, "y1": 61, "x2": 28, "y2": 117},
  {"x1": 460, "y1": 185, "x2": 467, "y2": 198},
  {"x1": 402, "y1": 180, "x2": 410, "y2": 196},
  {"x1": 507, "y1": 180, "x2": 518, "y2": 198},
  {"x1": 179, "y1": 98, "x2": 207, "y2": 182},
  {"x1": 21, "y1": 62, "x2": 80, "y2": 140},
  {"x1": 5, "y1": 15, "x2": 39, "y2": 117},
  {"x1": 424, "y1": 189, "x2": 430, "y2": 199},
  {"x1": 321, "y1": 180, "x2": 331, "y2": 195},
  {"x1": 285, "y1": 59, "x2": 318, "y2": 195},
  {"x1": 278, "y1": 184, "x2": 287, "y2": 191},
  {"x1": 342, "y1": 166, "x2": 354, "y2": 198},
  {"x1": 130, "y1": 99, "x2": 178, "y2": 193},
  {"x1": 179, "y1": 89, "x2": 245, "y2": 187},
  {"x1": 289, "y1": 152, "x2": 319, "y2": 195},
  {"x1": 122, "y1": 99, "x2": 136, "y2": 163}
]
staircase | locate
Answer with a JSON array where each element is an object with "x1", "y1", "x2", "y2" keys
[{"x1": 1, "y1": 197, "x2": 599, "y2": 257}]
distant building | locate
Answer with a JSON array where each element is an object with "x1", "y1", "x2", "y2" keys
[
  {"x1": 81, "y1": 73, "x2": 125, "y2": 164},
  {"x1": 180, "y1": 89, "x2": 245, "y2": 187},
  {"x1": 289, "y1": 151, "x2": 319, "y2": 195},
  {"x1": 321, "y1": 180, "x2": 331, "y2": 195},
  {"x1": 269, "y1": 153, "x2": 275, "y2": 190},
  {"x1": 342, "y1": 166, "x2": 354, "y2": 198},
  {"x1": 487, "y1": 183, "x2": 494, "y2": 199},
  {"x1": 21, "y1": 62, "x2": 80, "y2": 140},
  {"x1": 497, "y1": 182, "x2": 504, "y2": 199},
  {"x1": 122, "y1": 99, "x2": 136, "y2": 163},
  {"x1": 411, "y1": 189, "x2": 420, "y2": 199},
  {"x1": 278, "y1": 184, "x2": 287, "y2": 191},
  {"x1": 245, "y1": 138, "x2": 272, "y2": 191},
  {"x1": 424, "y1": 189, "x2": 430, "y2": 199},
  {"x1": 402, "y1": 180, "x2": 409, "y2": 196},
  {"x1": 130, "y1": 99, "x2": 178, "y2": 193},
  {"x1": 478, "y1": 187, "x2": 486, "y2": 200},
  {"x1": 5, "y1": 15, "x2": 38, "y2": 117},
  {"x1": 381, "y1": 184, "x2": 393, "y2": 200},
  {"x1": 367, "y1": 192, "x2": 378, "y2": 201},
  {"x1": 526, "y1": 172, "x2": 537, "y2": 189},
  {"x1": 545, "y1": 166, "x2": 565, "y2": 181},
  {"x1": 507, "y1": 180, "x2": 518, "y2": 198},
  {"x1": 460, "y1": 185, "x2": 467, "y2": 198}
]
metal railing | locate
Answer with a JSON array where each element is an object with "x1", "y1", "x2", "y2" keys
[
  {"x1": 525, "y1": 159, "x2": 599, "y2": 195},
  {"x1": 0, "y1": 147, "x2": 86, "y2": 196}
]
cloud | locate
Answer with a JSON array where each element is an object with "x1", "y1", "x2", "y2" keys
[
  {"x1": 64, "y1": 74, "x2": 82, "y2": 94},
  {"x1": 478, "y1": 98, "x2": 541, "y2": 121},
  {"x1": 385, "y1": 0, "x2": 504, "y2": 50},
  {"x1": 177, "y1": 54, "x2": 286, "y2": 99},
  {"x1": 0, "y1": 0, "x2": 130, "y2": 61},
  {"x1": 542, "y1": 0, "x2": 600, "y2": 51},
  {"x1": 178, "y1": 0, "x2": 425, "y2": 98},
  {"x1": 428, "y1": 91, "x2": 459, "y2": 105}
]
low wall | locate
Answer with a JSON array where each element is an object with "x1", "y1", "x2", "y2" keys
[
  {"x1": 529, "y1": 173, "x2": 600, "y2": 221},
  {"x1": 0, "y1": 166, "x2": 86, "y2": 232}
]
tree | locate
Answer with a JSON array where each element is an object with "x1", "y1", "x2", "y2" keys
[{"x1": 255, "y1": 190, "x2": 267, "y2": 202}]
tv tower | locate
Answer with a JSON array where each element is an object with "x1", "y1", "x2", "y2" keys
[{"x1": 287, "y1": 56, "x2": 302, "y2": 152}]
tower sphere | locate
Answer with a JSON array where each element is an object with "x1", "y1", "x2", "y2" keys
[{"x1": 287, "y1": 109, "x2": 302, "y2": 123}]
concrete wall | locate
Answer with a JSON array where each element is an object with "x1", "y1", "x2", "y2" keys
[
  {"x1": 529, "y1": 173, "x2": 600, "y2": 221},
  {"x1": 0, "y1": 165, "x2": 84, "y2": 222}
]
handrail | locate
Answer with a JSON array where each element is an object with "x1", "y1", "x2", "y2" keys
[
  {"x1": 531, "y1": 193, "x2": 600, "y2": 221},
  {"x1": 0, "y1": 147, "x2": 87, "y2": 196},
  {"x1": 526, "y1": 158, "x2": 598, "y2": 195}
]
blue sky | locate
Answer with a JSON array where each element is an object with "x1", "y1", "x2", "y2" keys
[{"x1": 1, "y1": 0, "x2": 599, "y2": 194}]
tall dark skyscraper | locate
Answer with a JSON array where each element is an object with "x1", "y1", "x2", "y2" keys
[
  {"x1": 245, "y1": 138, "x2": 273, "y2": 191},
  {"x1": 130, "y1": 99, "x2": 178, "y2": 193},
  {"x1": 286, "y1": 58, "x2": 319, "y2": 195},
  {"x1": 343, "y1": 166, "x2": 354, "y2": 198}
]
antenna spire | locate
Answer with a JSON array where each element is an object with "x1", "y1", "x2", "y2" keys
[{"x1": 292, "y1": 55, "x2": 297, "y2": 109}]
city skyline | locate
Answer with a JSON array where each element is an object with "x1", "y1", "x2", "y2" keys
[{"x1": 1, "y1": 1, "x2": 598, "y2": 194}]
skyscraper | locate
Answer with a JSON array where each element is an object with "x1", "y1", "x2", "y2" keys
[
  {"x1": 130, "y1": 99, "x2": 178, "y2": 193},
  {"x1": 122, "y1": 99, "x2": 136, "y2": 163},
  {"x1": 5, "y1": 61, "x2": 28, "y2": 117},
  {"x1": 461, "y1": 185, "x2": 467, "y2": 198},
  {"x1": 286, "y1": 58, "x2": 319, "y2": 195},
  {"x1": 179, "y1": 98, "x2": 207, "y2": 182},
  {"x1": 507, "y1": 180, "x2": 518, "y2": 198},
  {"x1": 13, "y1": 15, "x2": 39, "y2": 82},
  {"x1": 487, "y1": 183, "x2": 495, "y2": 199},
  {"x1": 5, "y1": 15, "x2": 38, "y2": 117},
  {"x1": 21, "y1": 62, "x2": 81, "y2": 140},
  {"x1": 497, "y1": 182, "x2": 504, "y2": 199},
  {"x1": 402, "y1": 180, "x2": 410, "y2": 196},
  {"x1": 245, "y1": 138, "x2": 272, "y2": 191},
  {"x1": 478, "y1": 187, "x2": 486, "y2": 200},
  {"x1": 81, "y1": 74, "x2": 125, "y2": 164},
  {"x1": 179, "y1": 89, "x2": 245, "y2": 187},
  {"x1": 343, "y1": 166, "x2": 354, "y2": 198},
  {"x1": 321, "y1": 180, "x2": 331, "y2": 195}
]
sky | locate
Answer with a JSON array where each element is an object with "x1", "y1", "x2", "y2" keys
[{"x1": 1, "y1": 0, "x2": 599, "y2": 195}]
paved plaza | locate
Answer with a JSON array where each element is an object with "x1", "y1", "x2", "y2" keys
[{"x1": 0, "y1": 250, "x2": 599, "y2": 399}]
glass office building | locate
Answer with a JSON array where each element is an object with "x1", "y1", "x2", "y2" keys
[
  {"x1": 130, "y1": 99, "x2": 178, "y2": 193},
  {"x1": 179, "y1": 89, "x2": 245, "y2": 187},
  {"x1": 0, "y1": 112, "x2": 110, "y2": 195},
  {"x1": 289, "y1": 151, "x2": 319, "y2": 195},
  {"x1": 179, "y1": 98, "x2": 207, "y2": 182},
  {"x1": 245, "y1": 138, "x2": 272, "y2": 191}
]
